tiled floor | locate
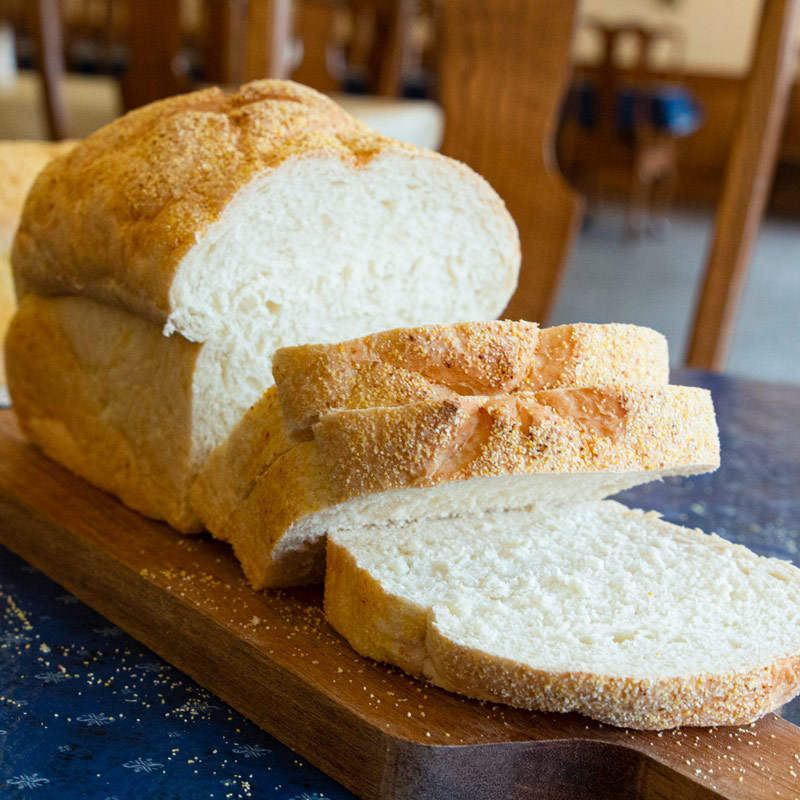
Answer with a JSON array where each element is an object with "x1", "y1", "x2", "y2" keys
[{"x1": 551, "y1": 205, "x2": 800, "y2": 386}]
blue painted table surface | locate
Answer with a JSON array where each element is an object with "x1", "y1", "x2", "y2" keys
[{"x1": 1, "y1": 369, "x2": 799, "y2": 798}]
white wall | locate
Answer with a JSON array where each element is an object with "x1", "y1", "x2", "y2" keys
[{"x1": 575, "y1": 0, "x2": 762, "y2": 74}]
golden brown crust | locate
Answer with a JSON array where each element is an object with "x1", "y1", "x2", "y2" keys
[
  {"x1": 223, "y1": 441, "x2": 333, "y2": 588},
  {"x1": 521, "y1": 322, "x2": 669, "y2": 391},
  {"x1": 325, "y1": 536, "x2": 430, "y2": 671},
  {"x1": 313, "y1": 384, "x2": 720, "y2": 502},
  {"x1": 325, "y1": 535, "x2": 800, "y2": 730},
  {"x1": 273, "y1": 322, "x2": 668, "y2": 437},
  {"x1": 10, "y1": 81, "x2": 417, "y2": 324},
  {"x1": 0, "y1": 257, "x2": 13, "y2": 391},
  {"x1": 426, "y1": 631, "x2": 800, "y2": 729},
  {"x1": 5, "y1": 294, "x2": 202, "y2": 531}
]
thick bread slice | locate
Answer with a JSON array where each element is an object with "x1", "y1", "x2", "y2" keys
[
  {"x1": 207, "y1": 384, "x2": 719, "y2": 588},
  {"x1": 194, "y1": 321, "x2": 669, "y2": 550},
  {"x1": 325, "y1": 501, "x2": 800, "y2": 729},
  {"x1": 313, "y1": 385, "x2": 719, "y2": 502},
  {"x1": 273, "y1": 321, "x2": 669, "y2": 438},
  {"x1": 8, "y1": 80, "x2": 520, "y2": 528}
]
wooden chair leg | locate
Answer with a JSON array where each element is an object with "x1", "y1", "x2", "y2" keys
[
  {"x1": 436, "y1": 0, "x2": 583, "y2": 324},
  {"x1": 627, "y1": 165, "x2": 650, "y2": 238},
  {"x1": 686, "y1": 0, "x2": 800, "y2": 370},
  {"x1": 32, "y1": 0, "x2": 69, "y2": 140},
  {"x1": 205, "y1": 0, "x2": 249, "y2": 86},
  {"x1": 245, "y1": 0, "x2": 293, "y2": 81},
  {"x1": 120, "y1": 0, "x2": 183, "y2": 110}
]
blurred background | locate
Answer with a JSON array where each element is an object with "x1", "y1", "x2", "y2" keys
[{"x1": 0, "y1": 0, "x2": 797, "y2": 384}]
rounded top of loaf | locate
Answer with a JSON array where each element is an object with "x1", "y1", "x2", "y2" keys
[{"x1": 13, "y1": 80, "x2": 514, "y2": 331}]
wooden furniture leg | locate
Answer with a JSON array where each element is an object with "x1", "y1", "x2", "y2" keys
[
  {"x1": 32, "y1": 0, "x2": 69, "y2": 140},
  {"x1": 436, "y1": 0, "x2": 583, "y2": 324},
  {"x1": 120, "y1": 0, "x2": 183, "y2": 110},
  {"x1": 205, "y1": 0, "x2": 250, "y2": 86},
  {"x1": 288, "y1": 0, "x2": 342, "y2": 91},
  {"x1": 686, "y1": 0, "x2": 800, "y2": 370},
  {"x1": 375, "y1": 0, "x2": 416, "y2": 97},
  {"x1": 245, "y1": 0, "x2": 293, "y2": 80}
]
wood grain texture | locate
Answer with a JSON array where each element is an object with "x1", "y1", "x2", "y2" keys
[
  {"x1": 119, "y1": 0, "x2": 183, "y2": 110},
  {"x1": 436, "y1": 0, "x2": 583, "y2": 326},
  {"x1": 686, "y1": 0, "x2": 800, "y2": 370},
  {"x1": 1, "y1": 410, "x2": 799, "y2": 799}
]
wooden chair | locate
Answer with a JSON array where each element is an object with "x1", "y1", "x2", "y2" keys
[
  {"x1": 0, "y1": 0, "x2": 69, "y2": 140},
  {"x1": 435, "y1": 0, "x2": 583, "y2": 323},
  {"x1": 686, "y1": 0, "x2": 800, "y2": 370},
  {"x1": 243, "y1": 0, "x2": 416, "y2": 96},
  {"x1": 561, "y1": 19, "x2": 700, "y2": 236},
  {"x1": 0, "y1": 0, "x2": 131, "y2": 139}
]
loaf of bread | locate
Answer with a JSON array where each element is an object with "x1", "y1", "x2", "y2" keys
[
  {"x1": 6, "y1": 80, "x2": 520, "y2": 531},
  {"x1": 0, "y1": 140, "x2": 76, "y2": 402},
  {"x1": 325, "y1": 500, "x2": 800, "y2": 729},
  {"x1": 272, "y1": 321, "x2": 669, "y2": 439},
  {"x1": 196, "y1": 382, "x2": 719, "y2": 588}
]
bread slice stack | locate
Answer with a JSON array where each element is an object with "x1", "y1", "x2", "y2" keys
[
  {"x1": 193, "y1": 320, "x2": 722, "y2": 589},
  {"x1": 194, "y1": 318, "x2": 800, "y2": 729}
]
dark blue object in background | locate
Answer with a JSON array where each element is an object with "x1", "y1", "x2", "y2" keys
[{"x1": 567, "y1": 79, "x2": 704, "y2": 138}]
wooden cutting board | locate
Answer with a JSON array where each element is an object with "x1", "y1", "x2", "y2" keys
[{"x1": 1, "y1": 408, "x2": 799, "y2": 800}]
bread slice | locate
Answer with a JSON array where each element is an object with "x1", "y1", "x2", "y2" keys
[
  {"x1": 325, "y1": 500, "x2": 800, "y2": 729},
  {"x1": 194, "y1": 321, "x2": 669, "y2": 555},
  {"x1": 7, "y1": 80, "x2": 520, "y2": 530},
  {"x1": 272, "y1": 321, "x2": 669, "y2": 439},
  {"x1": 201, "y1": 384, "x2": 719, "y2": 588}
]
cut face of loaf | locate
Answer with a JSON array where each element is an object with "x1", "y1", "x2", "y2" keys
[
  {"x1": 8, "y1": 81, "x2": 520, "y2": 530},
  {"x1": 272, "y1": 321, "x2": 669, "y2": 438},
  {"x1": 325, "y1": 501, "x2": 800, "y2": 730},
  {"x1": 194, "y1": 321, "x2": 670, "y2": 553},
  {"x1": 197, "y1": 384, "x2": 719, "y2": 588}
]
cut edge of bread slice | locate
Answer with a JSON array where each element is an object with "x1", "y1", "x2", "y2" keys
[{"x1": 325, "y1": 501, "x2": 800, "y2": 730}]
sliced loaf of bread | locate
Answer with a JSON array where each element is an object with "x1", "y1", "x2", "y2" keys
[
  {"x1": 192, "y1": 321, "x2": 671, "y2": 575},
  {"x1": 325, "y1": 500, "x2": 800, "y2": 729},
  {"x1": 197, "y1": 384, "x2": 719, "y2": 588},
  {"x1": 7, "y1": 80, "x2": 519, "y2": 531}
]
